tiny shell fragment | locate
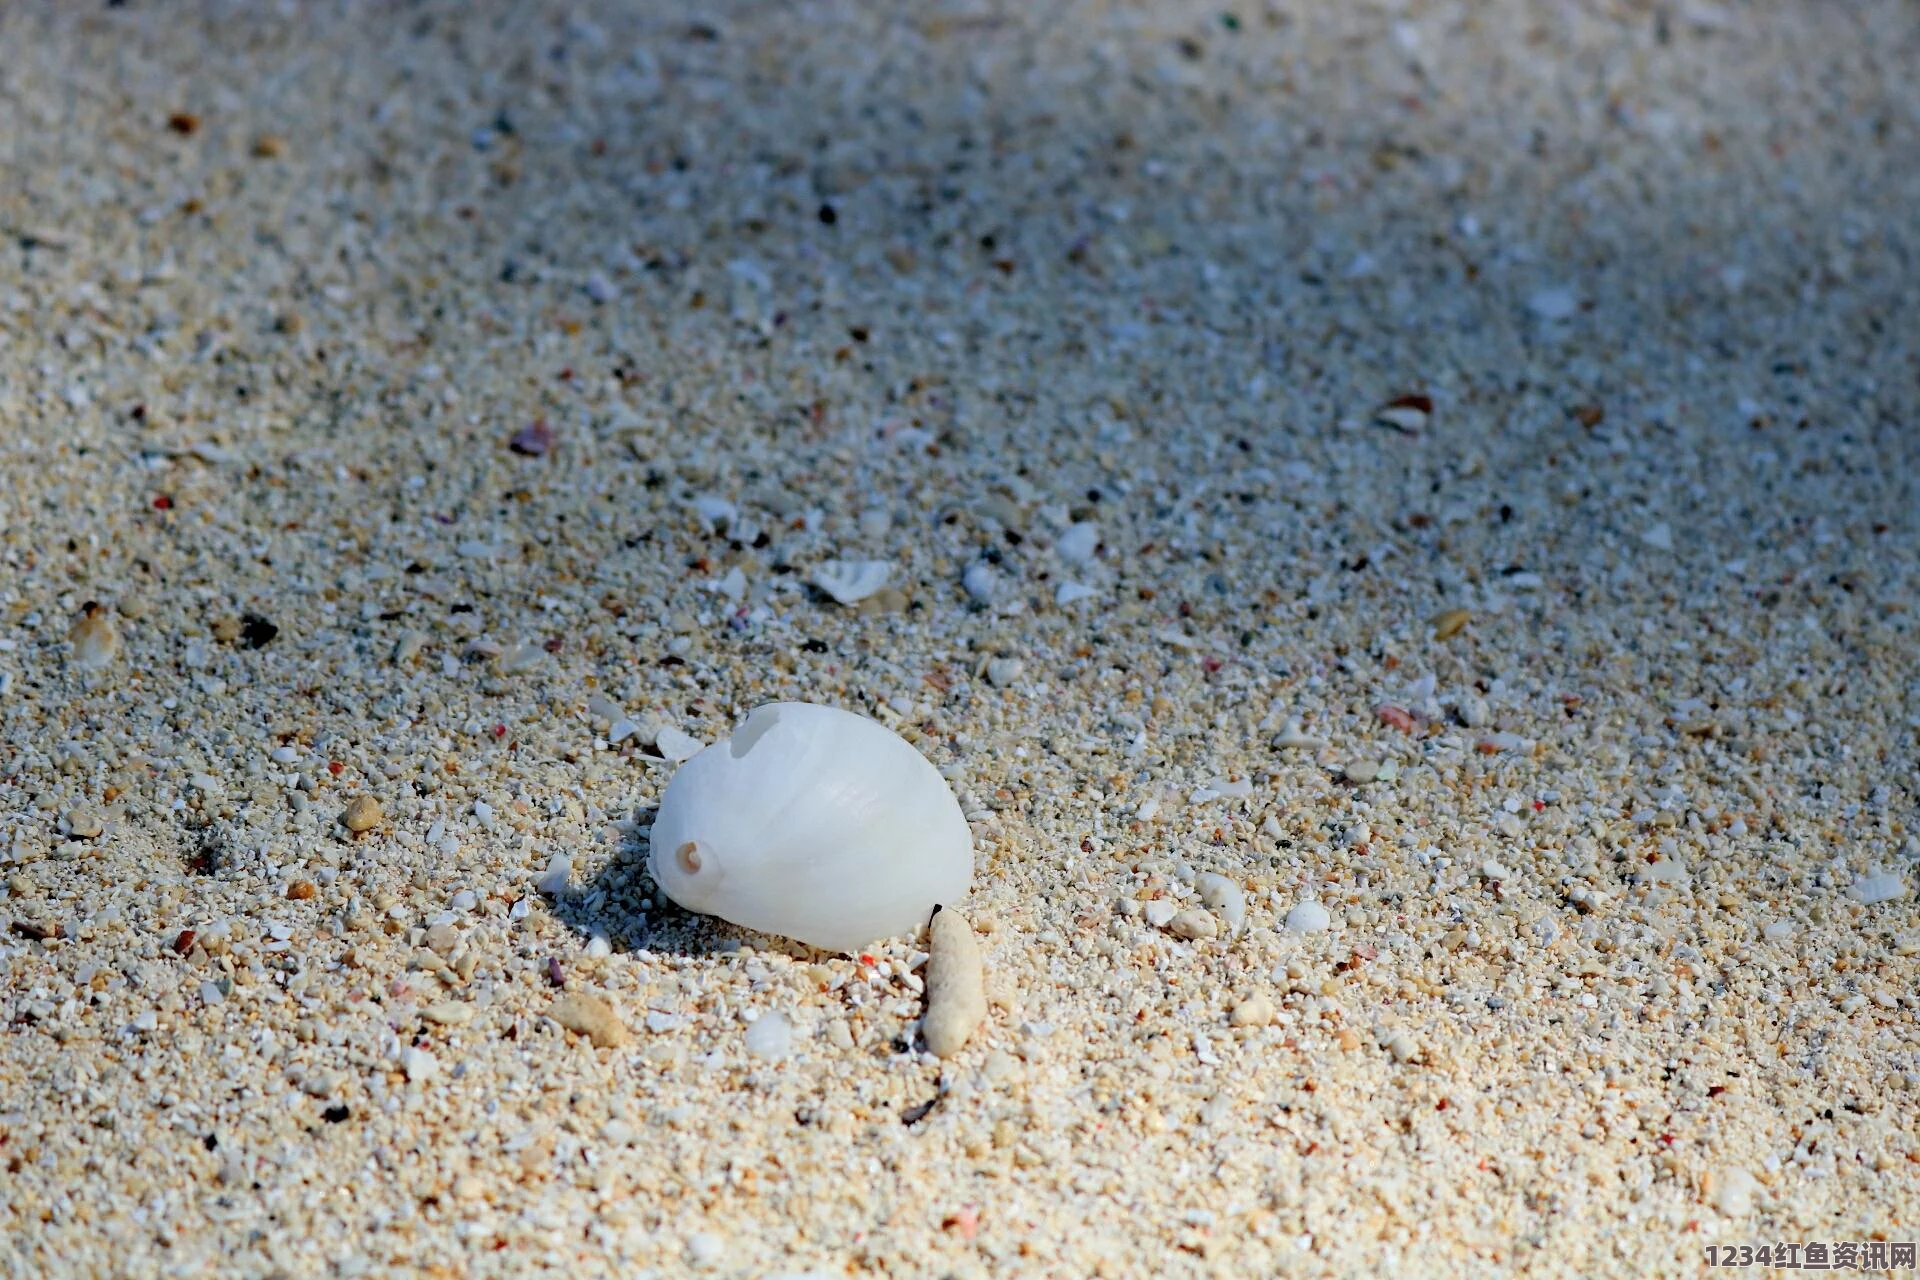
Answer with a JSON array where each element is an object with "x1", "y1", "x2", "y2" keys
[
  {"x1": 1431, "y1": 608, "x2": 1472, "y2": 640},
  {"x1": 812, "y1": 559, "x2": 892, "y2": 605},
  {"x1": 922, "y1": 906, "x2": 987, "y2": 1058}
]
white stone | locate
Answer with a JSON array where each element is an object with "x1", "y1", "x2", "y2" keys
[
  {"x1": 744, "y1": 1010, "x2": 794, "y2": 1060},
  {"x1": 687, "y1": 1233, "x2": 726, "y2": 1267},
  {"x1": 1284, "y1": 902, "x2": 1331, "y2": 934},
  {"x1": 1711, "y1": 1167, "x2": 1757, "y2": 1216},
  {"x1": 985, "y1": 657, "x2": 1023, "y2": 688},
  {"x1": 1167, "y1": 908, "x2": 1217, "y2": 941},
  {"x1": 1054, "y1": 581, "x2": 1097, "y2": 606},
  {"x1": 1527, "y1": 285, "x2": 1577, "y2": 320},
  {"x1": 961, "y1": 562, "x2": 999, "y2": 604},
  {"x1": 1055, "y1": 522, "x2": 1099, "y2": 563}
]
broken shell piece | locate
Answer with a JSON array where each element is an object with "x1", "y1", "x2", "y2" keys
[
  {"x1": 812, "y1": 559, "x2": 893, "y2": 605},
  {"x1": 922, "y1": 905, "x2": 988, "y2": 1057}
]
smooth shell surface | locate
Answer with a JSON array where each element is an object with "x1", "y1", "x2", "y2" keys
[{"x1": 648, "y1": 702, "x2": 973, "y2": 952}]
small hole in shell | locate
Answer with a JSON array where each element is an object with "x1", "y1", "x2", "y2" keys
[
  {"x1": 676, "y1": 841, "x2": 702, "y2": 874},
  {"x1": 729, "y1": 706, "x2": 781, "y2": 759}
]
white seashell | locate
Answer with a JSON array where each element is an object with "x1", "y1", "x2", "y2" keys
[
  {"x1": 648, "y1": 702, "x2": 972, "y2": 952},
  {"x1": 811, "y1": 559, "x2": 892, "y2": 605}
]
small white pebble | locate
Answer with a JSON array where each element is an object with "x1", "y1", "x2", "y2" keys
[
  {"x1": 986, "y1": 656, "x2": 1024, "y2": 687},
  {"x1": 961, "y1": 562, "x2": 999, "y2": 605},
  {"x1": 1055, "y1": 521, "x2": 1099, "y2": 563},
  {"x1": 1711, "y1": 1167, "x2": 1757, "y2": 1217},
  {"x1": 743, "y1": 1010, "x2": 794, "y2": 1060},
  {"x1": 687, "y1": 1233, "x2": 725, "y2": 1267},
  {"x1": 1167, "y1": 908, "x2": 1217, "y2": 941},
  {"x1": 1229, "y1": 995, "x2": 1274, "y2": 1028},
  {"x1": 1284, "y1": 902, "x2": 1331, "y2": 934}
]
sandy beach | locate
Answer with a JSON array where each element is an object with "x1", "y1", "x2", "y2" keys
[{"x1": 2, "y1": 1, "x2": 1918, "y2": 1275}]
